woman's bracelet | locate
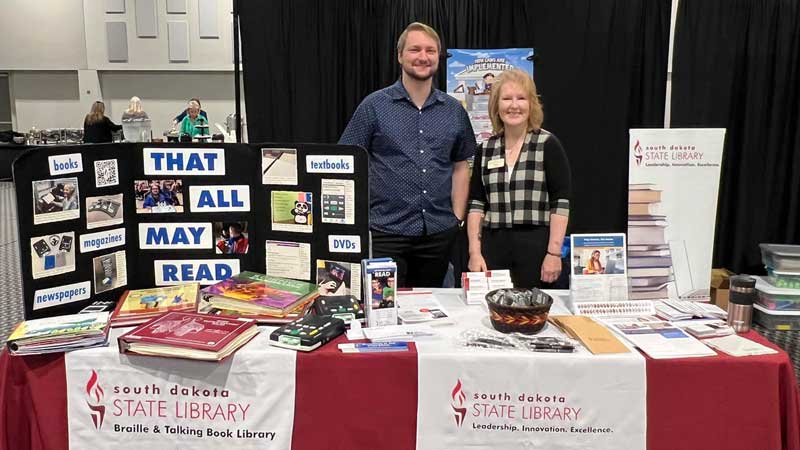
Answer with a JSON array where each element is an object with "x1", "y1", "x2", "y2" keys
[{"x1": 546, "y1": 251, "x2": 561, "y2": 258}]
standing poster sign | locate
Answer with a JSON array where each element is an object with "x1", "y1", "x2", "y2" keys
[
  {"x1": 627, "y1": 129, "x2": 726, "y2": 301},
  {"x1": 447, "y1": 48, "x2": 534, "y2": 145}
]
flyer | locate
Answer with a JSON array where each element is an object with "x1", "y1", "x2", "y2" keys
[
  {"x1": 266, "y1": 240, "x2": 311, "y2": 281},
  {"x1": 320, "y1": 179, "x2": 355, "y2": 224},
  {"x1": 271, "y1": 191, "x2": 313, "y2": 233}
]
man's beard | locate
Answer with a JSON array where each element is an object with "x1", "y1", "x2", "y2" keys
[{"x1": 403, "y1": 63, "x2": 437, "y2": 81}]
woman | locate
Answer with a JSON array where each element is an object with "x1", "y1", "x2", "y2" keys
[
  {"x1": 142, "y1": 183, "x2": 170, "y2": 208},
  {"x1": 61, "y1": 183, "x2": 78, "y2": 211},
  {"x1": 174, "y1": 98, "x2": 208, "y2": 123},
  {"x1": 178, "y1": 101, "x2": 207, "y2": 138},
  {"x1": 121, "y1": 96, "x2": 149, "y2": 121},
  {"x1": 83, "y1": 101, "x2": 122, "y2": 143},
  {"x1": 467, "y1": 69, "x2": 571, "y2": 288},
  {"x1": 585, "y1": 250, "x2": 605, "y2": 274}
]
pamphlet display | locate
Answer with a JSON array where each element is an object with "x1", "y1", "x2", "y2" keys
[
  {"x1": 569, "y1": 233, "x2": 628, "y2": 303},
  {"x1": 14, "y1": 143, "x2": 370, "y2": 320}
]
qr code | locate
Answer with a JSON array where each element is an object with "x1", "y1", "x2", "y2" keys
[{"x1": 94, "y1": 159, "x2": 119, "y2": 187}]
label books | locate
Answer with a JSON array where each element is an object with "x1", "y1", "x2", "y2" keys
[
  {"x1": 362, "y1": 258, "x2": 398, "y2": 327},
  {"x1": 201, "y1": 271, "x2": 318, "y2": 315},
  {"x1": 118, "y1": 312, "x2": 258, "y2": 362},
  {"x1": 7, "y1": 312, "x2": 110, "y2": 355},
  {"x1": 110, "y1": 284, "x2": 199, "y2": 327}
]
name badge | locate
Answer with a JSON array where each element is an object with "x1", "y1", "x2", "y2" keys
[{"x1": 487, "y1": 158, "x2": 505, "y2": 170}]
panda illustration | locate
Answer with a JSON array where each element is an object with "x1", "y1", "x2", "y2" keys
[{"x1": 291, "y1": 201, "x2": 311, "y2": 224}]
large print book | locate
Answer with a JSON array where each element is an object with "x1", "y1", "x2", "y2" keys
[
  {"x1": 118, "y1": 312, "x2": 258, "y2": 362},
  {"x1": 195, "y1": 293, "x2": 314, "y2": 324},
  {"x1": 7, "y1": 312, "x2": 110, "y2": 355},
  {"x1": 110, "y1": 284, "x2": 200, "y2": 327},
  {"x1": 201, "y1": 271, "x2": 319, "y2": 315}
]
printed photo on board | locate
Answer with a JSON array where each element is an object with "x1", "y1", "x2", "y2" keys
[
  {"x1": 262, "y1": 148, "x2": 298, "y2": 185},
  {"x1": 271, "y1": 191, "x2": 313, "y2": 233},
  {"x1": 316, "y1": 259, "x2": 361, "y2": 299},
  {"x1": 86, "y1": 193, "x2": 124, "y2": 229},
  {"x1": 33, "y1": 178, "x2": 80, "y2": 224},
  {"x1": 30, "y1": 231, "x2": 76, "y2": 279},
  {"x1": 135, "y1": 179, "x2": 184, "y2": 213},
  {"x1": 93, "y1": 251, "x2": 128, "y2": 294},
  {"x1": 214, "y1": 221, "x2": 250, "y2": 254}
]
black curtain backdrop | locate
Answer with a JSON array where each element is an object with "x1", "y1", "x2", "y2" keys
[
  {"x1": 240, "y1": 0, "x2": 671, "y2": 237},
  {"x1": 671, "y1": 0, "x2": 800, "y2": 273}
]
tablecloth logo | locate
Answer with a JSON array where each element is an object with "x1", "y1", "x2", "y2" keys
[
  {"x1": 86, "y1": 369, "x2": 106, "y2": 429},
  {"x1": 451, "y1": 379, "x2": 467, "y2": 427}
]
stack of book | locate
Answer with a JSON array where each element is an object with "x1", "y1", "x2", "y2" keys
[
  {"x1": 198, "y1": 272, "x2": 318, "y2": 323},
  {"x1": 6, "y1": 312, "x2": 111, "y2": 355},
  {"x1": 118, "y1": 311, "x2": 258, "y2": 362},
  {"x1": 461, "y1": 270, "x2": 513, "y2": 305},
  {"x1": 627, "y1": 184, "x2": 672, "y2": 300},
  {"x1": 110, "y1": 284, "x2": 199, "y2": 327}
]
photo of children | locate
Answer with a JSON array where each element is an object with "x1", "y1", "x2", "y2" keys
[
  {"x1": 135, "y1": 179, "x2": 183, "y2": 213},
  {"x1": 214, "y1": 221, "x2": 249, "y2": 254},
  {"x1": 370, "y1": 275, "x2": 395, "y2": 309},
  {"x1": 316, "y1": 260, "x2": 361, "y2": 299},
  {"x1": 33, "y1": 178, "x2": 80, "y2": 224},
  {"x1": 30, "y1": 232, "x2": 76, "y2": 279},
  {"x1": 86, "y1": 193, "x2": 124, "y2": 229}
]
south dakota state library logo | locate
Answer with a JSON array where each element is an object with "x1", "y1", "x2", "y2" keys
[
  {"x1": 86, "y1": 369, "x2": 106, "y2": 429},
  {"x1": 633, "y1": 140, "x2": 643, "y2": 166},
  {"x1": 451, "y1": 379, "x2": 467, "y2": 427}
]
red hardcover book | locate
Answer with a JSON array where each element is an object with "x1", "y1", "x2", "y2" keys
[{"x1": 118, "y1": 312, "x2": 258, "y2": 362}]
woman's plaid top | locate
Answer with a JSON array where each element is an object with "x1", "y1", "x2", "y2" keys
[{"x1": 468, "y1": 129, "x2": 571, "y2": 229}]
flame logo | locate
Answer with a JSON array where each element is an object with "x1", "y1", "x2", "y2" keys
[
  {"x1": 451, "y1": 379, "x2": 467, "y2": 427},
  {"x1": 86, "y1": 370, "x2": 106, "y2": 429},
  {"x1": 633, "y1": 139, "x2": 643, "y2": 166}
]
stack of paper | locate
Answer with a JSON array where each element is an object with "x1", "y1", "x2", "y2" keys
[
  {"x1": 362, "y1": 324, "x2": 436, "y2": 342},
  {"x1": 7, "y1": 312, "x2": 110, "y2": 355},
  {"x1": 604, "y1": 318, "x2": 716, "y2": 359},
  {"x1": 655, "y1": 299, "x2": 727, "y2": 321},
  {"x1": 702, "y1": 335, "x2": 778, "y2": 357},
  {"x1": 396, "y1": 290, "x2": 452, "y2": 325},
  {"x1": 461, "y1": 270, "x2": 513, "y2": 305}
]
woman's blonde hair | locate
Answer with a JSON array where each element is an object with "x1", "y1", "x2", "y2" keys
[
  {"x1": 85, "y1": 101, "x2": 105, "y2": 125},
  {"x1": 488, "y1": 69, "x2": 544, "y2": 134},
  {"x1": 126, "y1": 96, "x2": 144, "y2": 114}
]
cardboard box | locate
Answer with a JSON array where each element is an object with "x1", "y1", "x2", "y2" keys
[{"x1": 711, "y1": 268, "x2": 735, "y2": 310}]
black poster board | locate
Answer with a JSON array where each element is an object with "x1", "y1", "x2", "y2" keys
[{"x1": 13, "y1": 143, "x2": 369, "y2": 320}]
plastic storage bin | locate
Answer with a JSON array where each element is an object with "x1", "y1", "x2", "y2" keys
[
  {"x1": 755, "y1": 276, "x2": 800, "y2": 311},
  {"x1": 753, "y1": 303, "x2": 800, "y2": 330},
  {"x1": 766, "y1": 267, "x2": 800, "y2": 289},
  {"x1": 760, "y1": 243, "x2": 800, "y2": 271}
]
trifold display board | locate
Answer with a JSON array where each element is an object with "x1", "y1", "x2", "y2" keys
[{"x1": 13, "y1": 143, "x2": 369, "y2": 320}]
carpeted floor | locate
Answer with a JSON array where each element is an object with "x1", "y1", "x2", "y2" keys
[{"x1": 0, "y1": 182, "x2": 23, "y2": 340}]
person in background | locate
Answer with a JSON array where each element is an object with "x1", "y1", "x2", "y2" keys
[
  {"x1": 179, "y1": 101, "x2": 207, "y2": 138},
  {"x1": 60, "y1": 183, "x2": 78, "y2": 211},
  {"x1": 467, "y1": 69, "x2": 571, "y2": 288},
  {"x1": 174, "y1": 98, "x2": 208, "y2": 124},
  {"x1": 122, "y1": 96, "x2": 149, "y2": 120},
  {"x1": 339, "y1": 22, "x2": 476, "y2": 288},
  {"x1": 83, "y1": 101, "x2": 122, "y2": 143}
]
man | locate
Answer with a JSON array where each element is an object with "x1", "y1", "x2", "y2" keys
[{"x1": 339, "y1": 22, "x2": 476, "y2": 288}]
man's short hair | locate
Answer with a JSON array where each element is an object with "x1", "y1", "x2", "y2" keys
[{"x1": 396, "y1": 22, "x2": 441, "y2": 54}]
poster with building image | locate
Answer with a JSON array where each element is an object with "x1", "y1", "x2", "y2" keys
[{"x1": 447, "y1": 48, "x2": 534, "y2": 145}]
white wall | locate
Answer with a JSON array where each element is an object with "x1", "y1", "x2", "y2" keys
[
  {"x1": 0, "y1": 0, "x2": 88, "y2": 70},
  {"x1": 0, "y1": 0, "x2": 243, "y2": 135},
  {"x1": 12, "y1": 72, "x2": 87, "y2": 131},
  {"x1": 100, "y1": 71, "x2": 240, "y2": 133}
]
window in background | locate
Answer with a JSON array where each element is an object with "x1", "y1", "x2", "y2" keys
[{"x1": 0, "y1": 73, "x2": 11, "y2": 131}]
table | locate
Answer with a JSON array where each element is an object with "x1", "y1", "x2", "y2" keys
[{"x1": 1, "y1": 291, "x2": 798, "y2": 450}]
